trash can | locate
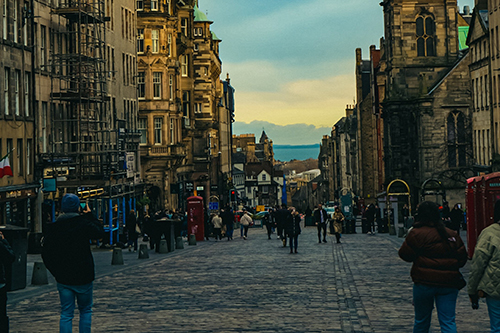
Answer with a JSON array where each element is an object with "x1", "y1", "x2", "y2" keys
[
  {"x1": 305, "y1": 216, "x2": 314, "y2": 227},
  {"x1": 0, "y1": 225, "x2": 28, "y2": 291}
]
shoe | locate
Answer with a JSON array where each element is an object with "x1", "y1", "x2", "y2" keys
[
  {"x1": 323, "y1": 239, "x2": 327, "y2": 243},
  {"x1": 318, "y1": 241, "x2": 322, "y2": 243},
  {"x1": 290, "y1": 250, "x2": 293, "y2": 254},
  {"x1": 337, "y1": 241, "x2": 341, "y2": 243},
  {"x1": 295, "y1": 250, "x2": 298, "y2": 253},
  {"x1": 243, "y1": 236, "x2": 247, "y2": 240}
]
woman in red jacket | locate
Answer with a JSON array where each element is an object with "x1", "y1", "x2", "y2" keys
[{"x1": 399, "y1": 201, "x2": 467, "y2": 333}]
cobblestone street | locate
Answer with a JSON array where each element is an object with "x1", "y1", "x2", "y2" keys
[{"x1": 8, "y1": 225, "x2": 491, "y2": 332}]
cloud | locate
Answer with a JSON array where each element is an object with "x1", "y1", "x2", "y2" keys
[{"x1": 233, "y1": 120, "x2": 332, "y2": 146}]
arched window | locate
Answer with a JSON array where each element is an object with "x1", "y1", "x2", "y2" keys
[
  {"x1": 416, "y1": 14, "x2": 436, "y2": 56},
  {"x1": 447, "y1": 111, "x2": 466, "y2": 167}
]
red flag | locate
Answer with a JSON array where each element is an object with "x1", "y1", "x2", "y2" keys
[{"x1": 0, "y1": 154, "x2": 13, "y2": 178}]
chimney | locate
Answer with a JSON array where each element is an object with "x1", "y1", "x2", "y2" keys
[
  {"x1": 464, "y1": 6, "x2": 470, "y2": 15},
  {"x1": 226, "y1": 72, "x2": 230, "y2": 84}
]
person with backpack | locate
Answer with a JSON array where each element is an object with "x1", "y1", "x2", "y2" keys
[
  {"x1": 42, "y1": 193, "x2": 104, "y2": 333},
  {"x1": 399, "y1": 201, "x2": 467, "y2": 333},
  {"x1": 0, "y1": 230, "x2": 15, "y2": 332}
]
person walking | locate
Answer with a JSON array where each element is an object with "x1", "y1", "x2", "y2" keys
[
  {"x1": 212, "y1": 213, "x2": 223, "y2": 241},
  {"x1": 314, "y1": 204, "x2": 329, "y2": 243},
  {"x1": 398, "y1": 201, "x2": 467, "y2": 333},
  {"x1": 240, "y1": 210, "x2": 253, "y2": 240},
  {"x1": 221, "y1": 205, "x2": 235, "y2": 241},
  {"x1": 42, "y1": 194, "x2": 105, "y2": 333},
  {"x1": 366, "y1": 204, "x2": 376, "y2": 235},
  {"x1": 276, "y1": 204, "x2": 288, "y2": 243},
  {"x1": 448, "y1": 204, "x2": 463, "y2": 233},
  {"x1": 0, "y1": 230, "x2": 15, "y2": 332},
  {"x1": 332, "y1": 207, "x2": 344, "y2": 243},
  {"x1": 126, "y1": 209, "x2": 138, "y2": 252},
  {"x1": 286, "y1": 209, "x2": 301, "y2": 253},
  {"x1": 468, "y1": 200, "x2": 500, "y2": 332},
  {"x1": 264, "y1": 211, "x2": 274, "y2": 240}
]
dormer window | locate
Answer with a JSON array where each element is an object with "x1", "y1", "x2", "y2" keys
[{"x1": 416, "y1": 14, "x2": 435, "y2": 56}]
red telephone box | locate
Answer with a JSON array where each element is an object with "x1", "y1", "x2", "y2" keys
[
  {"x1": 187, "y1": 196, "x2": 205, "y2": 241},
  {"x1": 466, "y1": 172, "x2": 500, "y2": 258}
]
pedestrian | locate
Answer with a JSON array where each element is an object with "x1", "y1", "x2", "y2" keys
[
  {"x1": 263, "y1": 211, "x2": 274, "y2": 239},
  {"x1": 398, "y1": 201, "x2": 467, "y2": 333},
  {"x1": 204, "y1": 207, "x2": 211, "y2": 241},
  {"x1": 126, "y1": 209, "x2": 138, "y2": 252},
  {"x1": 468, "y1": 200, "x2": 500, "y2": 332},
  {"x1": 221, "y1": 205, "x2": 234, "y2": 241},
  {"x1": 314, "y1": 204, "x2": 329, "y2": 243},
  {"x1": 441, "y1": 201, "x2": 451, "y2": 224},
  {"x1": 142, "y1": 212, "x2": 155, "y2": 250},
  {"x1": 448, "y1": 204, "x2": 463, "y2": 233},
  {"x1": 286, "y1": 208, "x2": 301, "y2": 253},
  {"x1": 366, "y1": 204, "x2": 376, "y2": 235},
  {"x1": 240, "y1": 210, "x2": 253, "y2": 240},
  {"x1": 332, "y1": 207, "x2": 344, "y2": 243},
  {"x1": 42, "y1": 194, "x2": 104, "y2": 333},
  {"x1": 0, "y1": 230, "x2": 15, "y2": 332},
  {"x1": 276, "y1": 204, "x2": 288, "y2": 243},
  {"x1": 212, "y1": 213, "x2": 223, "y2": 241}
]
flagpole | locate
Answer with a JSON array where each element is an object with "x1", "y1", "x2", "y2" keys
[{"x1": 0, "y1": 147, "x2": 15, "y2": 161}]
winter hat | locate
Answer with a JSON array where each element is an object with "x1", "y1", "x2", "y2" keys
[{"x1": 61, "y1": 194, "x2": 80, "y2": 213}]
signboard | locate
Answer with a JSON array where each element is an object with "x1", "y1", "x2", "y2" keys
[
  {"x1": 208, "y1": 202, "x2": 219, "y2": 211},
  {"x1": 126, "y1": 152, "x2": 135, "y2": 178},
  {"x1": 256, "y1": 205, "x2": 265, "y2": 212},
  {"x1": 210, "y1": 185, "x2": 218, "y2": 192},
  {"x1": 185, "y1": 182, "x2": 194, "y2": 192}
]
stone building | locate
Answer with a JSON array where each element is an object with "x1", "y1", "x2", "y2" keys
[
  {"x1": 467, "y1": 0, "x2": 492, "y2": 168},
  {"x1": 380, "y1": 0, "x2": 473, "y2": 206},
  {"x1": 0, "y1": 0, "x2": 37, "y2": 230}
]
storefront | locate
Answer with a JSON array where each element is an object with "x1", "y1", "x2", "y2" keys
[{"x1": 0, "y1": 184, "x2": 39, "y2": 231}]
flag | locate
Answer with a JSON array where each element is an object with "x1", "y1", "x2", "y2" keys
[{"x1": 0, "y1": 153, "x2": 13, "y2": 178}]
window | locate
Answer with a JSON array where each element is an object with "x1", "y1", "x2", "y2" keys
[
  {"x1": 194, "y1": 43, "x2": 199, "y2": 52},
  {"x1": 2, "y1": 0, "x2": 6, "y2": 40},
  {"x1": 41, "y1": 25, "x2": 46, "y2": 69},
  {"x1": 181, "y1": 18, "x2": 188, "y2": 36},
  {"x1": 151, "y1": 0, "x2": 158, "y2": 11},
  {"x1": 4, "y1": 68, "x2": 9, "y2": 115},
  {"x1": 169, "y1": 74, "x2": 173, "y2": 101},
  {"x1": 136, "y1": 0, "x2": 143, "y2": 10},
  {"x1": 447, "y1": 111, "x2": 467, "y2": 168},
  {"x1": 14, "y1": 70, "x2": 19, "y2": 116},
  {"x1": 262, "y1": 174, "x2": 267, "y2": 181},
  {"x1": 167, "y1": 33, "x2": 172, "y2": 56},
  {"x1": 152, "y1": 30, "x2": 159, "y2": 53},
  {"x1": 6, "y1": 139, "x2": 12, "y2": 171},
  {"x1": 182, "y1": 91, "x2": 190, "y2": 117},
  {"x1": 137, "y1": 72, "x2": 145, "y2": 99},
  {"x1": 42, "y1": 102, "x2": 47, "y2": 153},
  {"x1": 416, "y1": 14, "x2": 435, "y2": 57},
  {"x1": 26, "y1": 139, "x2": 31, "y2": 175},
  {"x1": 153, "y1": 72, "x2": 161, "y2": 99},
  {"x1": 137, "y1": 29, "x2": 144, "y2": 53},
  {"x1": 194, "y1": 103, "x2": 202, "y2": 113},
  {"x1": 13, "y1": 0, "x2": 18, "y2": 42},
  {"x1": 17, "y1": 139, "x2": 22, "y2": 175},
  {"x1": 194, "y1": 27, "x2": 202, "y2": 37},
  {"x1": 181, "y1": 55, "x2": 188, "y2": 77},
  {"x1": 166, "y1": 0, "x2": 170, "y2": 14},
  {"x1": 154, "y1": 118, "x2": 162, "y2": 144},
  {"x1": 138, "y1": 118, "x2": 147, "y2": 144},
  {"x1": 170, "y1": 118, "x2": 174, "y2": 144}
]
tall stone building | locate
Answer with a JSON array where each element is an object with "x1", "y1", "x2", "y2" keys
[
  {"x1": 0, "y1": 0, "x2": 37, "y2": 229},
  {"x1": 380, "y1": 0, "x2": 473, "y2": 205}
]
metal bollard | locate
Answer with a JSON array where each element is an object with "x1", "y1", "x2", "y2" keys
[
  {"x1": 158, "y1": 239, "x2": 168, "y2": 253},
  {"x1": 175, "y1": 236, "x2": 184, "y2": 249},
  {"x1": 31, "y1": 262, "x2": 48, "y2": 285},
  {"x1": 111, "y1": 248, "x2": 124, "y2": 265},
  {"x1": 138, "y1": 244, "x2": 149, "y2": 259},
  {"x1": 188, "y1": 234, "x2": 197, "y2": 245}
]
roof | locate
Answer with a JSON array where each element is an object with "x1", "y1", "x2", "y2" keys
[
  {"x1": 194, "y1": 5, "x2": 212, "y2": 23},
  {"x1": 427, "y1": 50, "x2": 469, "y2": 95},
  {"x1": 244, "y1": 162, "x2": 273, "y2": 177},
  {"x1": 212, "y1": 31, "x2": 222, "y2": 42},
  {"x1": 259, "y1": 130, "x2": 268, "y2": 143},
  {"x1": 466, "y1": 8, "x2": 489, "y2": 46}
]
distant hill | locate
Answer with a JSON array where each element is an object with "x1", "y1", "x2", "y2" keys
[{"x1": 275, "y1": 158, "x2": 319, "y2": 174}]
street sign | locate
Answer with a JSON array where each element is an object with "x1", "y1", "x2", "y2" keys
[
  {"x1": 185, "y1": 182, "x2": 194, "y2": 191},
  {"x1": 210, "y1": 185, "x2": 218, "y2": 191},
  {"x1": 209, "y1": 202, "x2": 219, "y2": 211}
]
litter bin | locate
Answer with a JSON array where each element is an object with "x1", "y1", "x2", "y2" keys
[
  {"x1": 0, "y1": 225, "x2": 28, "y2": 291},
  {"x1": 305, "y1": 216, "x2": 314, "y2": 227}
]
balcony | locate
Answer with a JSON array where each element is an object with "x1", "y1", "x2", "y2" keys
[{"x1": 141, "y1": 144, "x2": 185, "y2": 159}]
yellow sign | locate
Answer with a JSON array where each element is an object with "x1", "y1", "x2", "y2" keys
[{"x1": 256, "y1": 205, "x2": 265, "y2": 212}]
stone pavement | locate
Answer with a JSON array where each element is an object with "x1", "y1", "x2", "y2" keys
[{"x1": 8, "y1": 225, "x2": 491, "y2": 332}]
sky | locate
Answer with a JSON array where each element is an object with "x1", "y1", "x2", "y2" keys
[{"x1": 201, "y1": 0, "x2": 475, "y2": 145}]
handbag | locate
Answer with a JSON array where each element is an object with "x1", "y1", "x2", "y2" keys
[{"x1": 135, "y1": 224, "x2": 141, "y2": 234}]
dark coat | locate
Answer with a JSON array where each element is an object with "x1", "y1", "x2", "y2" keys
[
  {"x1": 399, "y1": 225, "x2": 467, "y2": 289},
  {"x1": 286, "y1": 214, "x2": 301, "y2": 237},
  {"x1": 42, "y1": 212, "x2": 104, "y2": 286},
  {"x1": 0, "y1": 238, "x2": 15, "y2": 286},
  {"x1": 448, "y1": 208, "x2": 463, "y2": 232},
  {"x1": 126, "y1": 213, "x2": 138, "y2": 240},
  {"x1": 221, "y1": 209, "x2": 234, "y2": 227},
  {"x1": 314, "y1": 209, "x2": 328, "y2": 224}
]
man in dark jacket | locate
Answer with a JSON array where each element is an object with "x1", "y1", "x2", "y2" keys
[
  {"x1": 221, "y1": 205, "x2": 234, "y2": 240},
  {"x1": 42, "y1": 193, "x2": 104, "y2": 333},
  {"x1": 314, "y1": 204, "x2": 329, "y2": 243},
  {"x1": 0, "y1": 230, "x2": 15, "y2": 332}
]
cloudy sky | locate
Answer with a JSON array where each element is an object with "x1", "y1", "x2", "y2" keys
[{"x1": 201, "y1": 0, "x2": 475, "y2": 145}]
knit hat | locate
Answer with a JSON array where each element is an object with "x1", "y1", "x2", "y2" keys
[{"x1": 61, "y1": 194, "x2": 80, "y2": 213}]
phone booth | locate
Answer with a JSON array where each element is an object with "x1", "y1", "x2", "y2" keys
[
  {"x1": 187, "y1": 196, "x2": 205, "y2": 242},
  {"x1": 466, "y1": 172, "x2": 500, "y2": 258}
]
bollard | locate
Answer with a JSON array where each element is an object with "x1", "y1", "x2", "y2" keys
[
  {"x1": 159, "y1": 239, "x2": 168, "y2": 253},
  {"x1": 138, "y1": 244, "x2": 149, "y2": 259},
  {"x1": 31, "y1": 262, "x2": 48, "y2": 285},
  {"x1": 389, "y1": 224, "x2": 396, "y2": 235},
  {"x1": 175, "y1": 236, "x2": 184, "y2": 249},
  {"x1": 188, "y1": 234, "x2": 197, "y2": 246},
  {"x1": 111, "y1": 248, "x2": 124, "y2": 265},
  {"x1": 398, "y1": 227, "x2": 405, "y2": 238}
]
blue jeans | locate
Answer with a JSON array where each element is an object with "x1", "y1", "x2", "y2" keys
[
  {"x1": 413, "y1": 284, "x2": 458, "y2": 333},
  {"x1": 487, "y1": 296, "x2": 500, "y2": 333},
  {"x1": 57, "y1": 282, "x2": 93, "y2": 333}
]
